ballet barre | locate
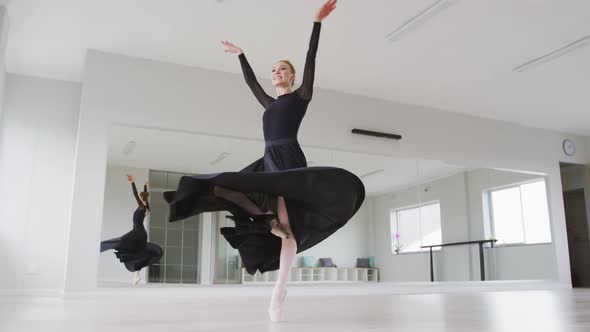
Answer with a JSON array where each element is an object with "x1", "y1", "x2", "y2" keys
[{"x1": 421, "y1": 239, "x2": 497, "y2": 282}]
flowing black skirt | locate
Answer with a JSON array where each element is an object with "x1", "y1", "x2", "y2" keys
[
  {"x1": 100, "y1": 228, "x2": 163, "y2": 272},
  {"x1": 164, "y1": 139, "x2": 365, "y2": 274}
]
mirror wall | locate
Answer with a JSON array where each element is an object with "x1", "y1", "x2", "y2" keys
[
  {"x1": 376, "y1": 164, "x2": 554, "y2": 282},
  {"x1": 98, "y1": 125, "x2": 557, "y2": 285}
]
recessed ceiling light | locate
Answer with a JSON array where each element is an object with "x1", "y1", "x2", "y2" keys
[
  {"x1": 513, "y1": 35, "x2": 590, "y2": 72},
  {"x1": 385, "y1": 0, "x2": 455, "y2": 42}
]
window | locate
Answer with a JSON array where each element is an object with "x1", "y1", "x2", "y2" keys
[
  {"x1": 390, "y1": 202, "x2": 442, "y2": 254},
  {"x1": 489, "y1": 179, "x2": 551, "y2": 245}
]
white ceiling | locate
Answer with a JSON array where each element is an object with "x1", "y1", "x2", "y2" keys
[
  {"x1": 6, "y1": 0, "x2": 590, "y2": 135},
  {"x1": 108, "y1": 125, "x2": 465, "y2": 195}
]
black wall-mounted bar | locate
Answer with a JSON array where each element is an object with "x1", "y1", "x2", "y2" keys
[{"x1": 351, "y1": 128, "x2": 402, "y2": 140}]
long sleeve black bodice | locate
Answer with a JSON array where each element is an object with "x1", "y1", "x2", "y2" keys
[{"x1": 238, "y1": 22, "x2": 321, "y2": 141}]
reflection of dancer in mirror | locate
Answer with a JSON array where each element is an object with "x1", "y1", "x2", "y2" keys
[
  {"x1": 166, "y1": 0, "x2": 364, "y2": 322},
  {"x1": 100, "y1": 174, "x2": 163, "y2": 286}
]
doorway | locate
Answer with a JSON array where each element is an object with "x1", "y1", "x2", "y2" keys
[{"x1": 560, "y1": 163, "x2": 590, "y2": 287}]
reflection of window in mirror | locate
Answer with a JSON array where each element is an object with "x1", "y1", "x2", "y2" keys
[
  {"x1": 390, "y1": 202, "x2": 442, "y2": 254},
  {"x1": 488, "y1": 179, "x2": 552, "y2": 246}
]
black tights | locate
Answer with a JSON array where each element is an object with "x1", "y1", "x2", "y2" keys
[{"x1": 213, "y1": 185, "x2": 266, "y2": 216}]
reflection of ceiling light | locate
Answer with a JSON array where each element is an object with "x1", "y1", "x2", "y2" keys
[
  {"x1": 360, "y1": 169, "x2": 385, "y2": 178},
  {"x1": 122, "y1": 141, "x2": 136, "y2": 156},
  {"x1": 210, "y1": 152, "x2": 230, "y2": 165},
  {"x1": 513, "y1": 35, "x2": 590, "y2": 72},
  {"x1": 385, "y1": 0, "x2": 454, "y2": 42}
]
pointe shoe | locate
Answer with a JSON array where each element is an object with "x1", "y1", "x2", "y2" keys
[
  {"x1": 227, "y1": 214, "x2": 270, "y2": 234},
  {"x1": 133, "y1": 274, "x2": 141, "y2": 286},
  {"x1": 228, "y1": 214, "x2": 291, "y2": 239},
  {"x1": 269, "y1": 219, "x2": 291, "y2": 240},
  {"x1": 268, "y1": 289, "x2": 287, "y2": 323}
]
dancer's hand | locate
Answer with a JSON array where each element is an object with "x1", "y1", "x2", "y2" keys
[
  {"x1": 127, "y1": 174, "x2": 134, "y2": 182},
  {"x1": 145, "y1": 181, "x2": 149, "y2": 186},
  {"x1": 221, "y1": 41, "x2": 243, "y2": 55},
  {"x1": 315, "y1": 0, "x2": 337, "y2": 22}
]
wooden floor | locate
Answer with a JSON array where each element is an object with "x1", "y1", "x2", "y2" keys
[{"x1": 2, "y1": 284, "x2": 590, "y2": 332}]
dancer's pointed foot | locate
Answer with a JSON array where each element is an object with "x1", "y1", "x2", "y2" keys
[
  {"x1": 270, "y1": 219, "x2": 291, "y2": 240},
  {"x1": 252, "y1": 213, "x2": 291, "y2": 239},
  {"x1": 133, "y1": 272, "x2": 141, "y2": 286},
  {"x1": 227, "y1": 213, "x2": 291, "y2": 239},
  {"x1": 269, "y1": 287, "x2": 287, "y2": 323}
]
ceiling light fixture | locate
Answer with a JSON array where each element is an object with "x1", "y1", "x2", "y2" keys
[
  {"x1": 385, "y1": 0, "x2": 454, "y2": 42},
  {"x1": 513, "y1": 35, "x2": 590, "y2": 72},
  {"x1": 122, "y1": 141, "x2": 136, "y2": 156},
  {"x1": 360, "y1": 169, "x2": 385, "y2": 178},
  {"x1": 210, "y1": 152, "x2": 230, "y2": 165}
]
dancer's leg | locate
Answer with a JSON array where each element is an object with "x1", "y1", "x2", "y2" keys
[
  {"x1": 214, "y1": 186, "x2": 290, "y2": 238},
  {"x1": 269, "y1": 196, "x2": 297, "y2": 322},
  {"x1": 213, "y1": 185, "x2": 264, "y2": 215},
  {"x1": 133, "y1": 270, "x2": 141, "y2": 286}
]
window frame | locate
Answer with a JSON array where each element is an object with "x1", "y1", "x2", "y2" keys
[
  {"x1": 390, "y1": 201, "x2": 442, "y2": 255},
  {"x1": 487, "y1": 178, "x2": 552, "y2": 247}
]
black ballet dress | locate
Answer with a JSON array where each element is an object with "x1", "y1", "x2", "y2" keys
[
  {"x1": 100, "y1": 183, "x2": 163, "y2": 272},
  {"x1": 164, "y1": 22, "x2": 365, "y2": 274}
]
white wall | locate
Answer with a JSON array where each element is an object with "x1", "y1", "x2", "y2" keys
[
  {"x1": 98, "y1": 165, "x2": 149, "y2": 284},
  {"x1": 0, "y1": 74, "x2": 80, "y2": 289},
  {"x1": 489, "y1": 244, "x2": 556, "y2": 280},
  {"x1": 0, "y1": 5, "x2": 9, "y2": 122}
]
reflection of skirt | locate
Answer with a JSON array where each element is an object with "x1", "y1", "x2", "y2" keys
[
  {"x1": 100, "y1": 233, "x2": 163, "y2": 272},
  {"x1": 164, "y1": 139, "x2": 365, "y2": 274}
]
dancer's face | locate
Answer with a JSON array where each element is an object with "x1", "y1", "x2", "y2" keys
[{"x1": 271, "y1": 62, "x2": 295, "y2": 88}]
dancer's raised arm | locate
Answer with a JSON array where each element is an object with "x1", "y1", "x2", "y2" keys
[
  {"x1": 127, "y1": 174, "x2": 142, "y2": 206},
  {"x1": 298, "y1": 0, "x2": 336, "y2": 100},
  {"x1": 221, "y1": 40, "x2": 274, "y2": 109}
]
